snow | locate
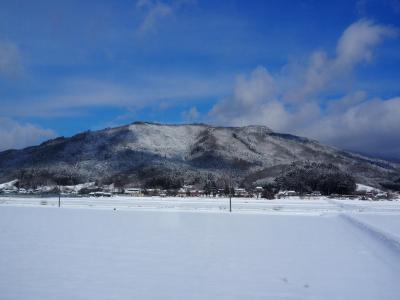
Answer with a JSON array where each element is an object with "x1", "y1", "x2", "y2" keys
[
  {"x1": 59, "y1": 182, "x2": 95, "y2": 193},
  {"x1": 347, "y1": 213, "x2": 400, "y2": 241},
  {"x1": 356, "y1": 183, "x2": 381, "y2": 193},
  {"x1": 1, "y1": 197, "x2": 400, "y2": 299},
  {"x1": 125, "y1": 123, "x2": 206, "y2": 158},
  {"x1": 2, "y1": 123, "x2": 399, "y2": 188},
  {"x1": 1, "y1": 195, "x2": 399, "y2": 214},
  {"x1": 0, "y1": 179, "x2": 18, "y2": 190}
]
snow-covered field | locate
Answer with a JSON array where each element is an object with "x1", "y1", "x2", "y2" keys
[
  {"x1": 1, "y1": 196, "x2": 400, "y2": 299},
  {"x1": 1, "y1": 195, "x2": 400, "y2": 214}
]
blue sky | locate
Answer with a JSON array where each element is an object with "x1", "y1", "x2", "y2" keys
[{"x1": 1, "y1": 0, "x2": 400, "y2": 159}]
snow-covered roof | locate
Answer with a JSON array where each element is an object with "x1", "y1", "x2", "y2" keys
[
  {"x1": 356, "y1": 184, "x2": 381, "y2": 193},
  {"x1": 0, "y1": 179, "x2": 19, "y2": 190}
]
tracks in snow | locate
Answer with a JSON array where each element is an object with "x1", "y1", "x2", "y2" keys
[
  {"x1": 340, "y1": 213, "x2": 400, "y2": 255},
  {"x1": 326, "y1": 198, "x2": 400, "y2": 256}
]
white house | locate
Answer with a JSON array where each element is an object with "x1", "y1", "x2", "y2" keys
[
  {"x1": 125, "y1": 188, "x2": 142, "y2": 196},
  {"x1": 234, "y1": 188, "x2": 248, "y2": 197}
]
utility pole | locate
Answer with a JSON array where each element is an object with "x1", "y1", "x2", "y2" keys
[
  {"x1": 58, "y1": 185, "x2": 61, "y2": 208},
  {"x1": 229, "y1": 173, "x2": 232, "y2": 213},
  {"x1": 229, "y1": 192, "x2": 232, "y2": 212}
]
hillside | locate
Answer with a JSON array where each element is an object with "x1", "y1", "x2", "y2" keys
[{"x1": 0, "y1": 122, "x2": 399, "y2": 188}]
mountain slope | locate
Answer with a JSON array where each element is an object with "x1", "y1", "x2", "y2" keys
[{"x1": 0, "y1": 122, "x2": 399, "y2": 188}]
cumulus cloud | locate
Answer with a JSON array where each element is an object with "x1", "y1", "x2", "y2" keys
[
  {"x1": 135, "y1": 0, "x2": 194, "y2": 35},
  {"x1": 181, "y1": 106, "x2": 200, "y2": 122},
  {"x1": 307, "y1": 96, "x2": 400, "y2": 158},
  {"x1": 0, "y1": 41, "x2": 24, "y2": 79},
  {"x1": 0, "y1": 118, "x2": 56, "y2": 151},
  {"x1": 284, "y1": 19, "x2": 397, "y2": 101},
  {"x1": 210, "y1": 67, "x2": 277, "y2": 122},
  {"x1": 336, "y1": 19, "x2": 397, "y2": 67},
  {"x1": 208, "y1": 19, "x2": 400, "y2": 158}
]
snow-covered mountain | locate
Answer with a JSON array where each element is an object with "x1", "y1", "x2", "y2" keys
[{"x1": 0, "y1": 122, "x2": 399, "y2": 188}]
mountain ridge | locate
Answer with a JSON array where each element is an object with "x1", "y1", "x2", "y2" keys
[{"x1": 0, "y1": 122, "x2": 399, "y2": 189}]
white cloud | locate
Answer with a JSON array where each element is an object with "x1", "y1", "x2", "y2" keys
[
  {"x1": 0, "y1": 118, "x2": 56, "y2": 151},
  {"x1": 209, "y1": 66, "x2": 277, "y2": 123},
  {"x1": 208, "y1": 19, "x2": 400, "y2": 158},
  {"x1": 136, "y1": 0, "x2": 152, "y2": 8},
  {"x1": 1, "y1": 72, "x2": 231, "y2": 117},
  {"x1": 283, "y1": 20, "x2": 397, "y2": 101},
  {"x1": 137, "y1": 2, "x2": 173, "y2": 34},
  {"x1": 0, "y1": 41, "x2": 24, "y2": 79},
  {"x1": 307, "y1": 97, "x2": 400, "y2": 157},
  {"x1": 181, "y1": 106, "x2": 200, "y2": 122},
  {"x1": 135, "y1": 0, "x2": 194, "y2": 35},
  {"x1": 335, "y1": 19, "x2": 397, "y2": 67},
  {"x1": 326, "y1": 91, "x2": 367, "y2": 113}
]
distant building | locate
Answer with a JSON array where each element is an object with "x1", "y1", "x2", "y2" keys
[
  {"x1": 374, "y1": 192, "x2": 388, "y2": 200},
  {"x1": 234, "y1": 188, "x2": 248, "y2": 197},
  {"x1": 277, "y1": 190, "x2": 298, "y2": 198},
  {"x1": 125, "y1": 188, "x2": 142, "y2": 196},
  {"x1": 177, "y1": 188, "x2": 187, "y2": 197},
  {"x1": 310, "y1": 191, "x2": 322, "y2": 197},
  {"x1": 145, "y1": 188, "x2": 162, "y2": 196},
  {"x1": 90, "y1": 191, "x2": 112, "y2": 197},
  {"x1": 255, "y1": 186, "x2": 263, "y2": 198}
]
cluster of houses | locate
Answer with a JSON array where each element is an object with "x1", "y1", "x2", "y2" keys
[
  {"x1": 0, "y1": 179, "x2": 398, "y2": 200},
  {"x1": 123, "y1": 185, "x2": 264, "y2": 198},
  {"x1": 0, "y1": 180, "x2": 267, "y2": 198},
  {"x1": 353, "y1": 183, "x2": 394, "y2": 201},
  {"x1": 0, "y1": 180, "x2": 32, "y2": 194}
]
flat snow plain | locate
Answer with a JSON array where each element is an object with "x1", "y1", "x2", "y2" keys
[{"x1": 1, "y1": 196, "x2": 400, "y2": 300}]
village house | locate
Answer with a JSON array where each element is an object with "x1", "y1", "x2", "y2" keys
[
  {"x1": 89, "y1": 191, "x2": 112, "y2": 197},
  {"x1": 177, "y1": 187, "x2": 187, "y2": 197},
  {"x1": 255, "y1": 186, "x2": 263, "y2": 198},
  {"x1": 124, "y1": 188, "x2": 143, "y2": 196},
  {"x1": 277, "y1": 190, "x2": 298, "y2": 198},
  {"x1": 234, "y1": 188, "x2": 248, "y2": 197}
]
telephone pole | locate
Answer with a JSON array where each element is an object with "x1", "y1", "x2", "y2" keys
[
  {"x1": 58, "y1": 185, "x2": 61, "y2": 207},
  {"x1": 229, "y1": 192, "x2": 232, "y2": 212},
  {"x1": 229, "y1": 173, "x2": 232, "y2": 213}
]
